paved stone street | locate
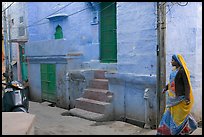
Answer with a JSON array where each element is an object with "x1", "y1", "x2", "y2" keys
[{"x1": 29, "y1": 101, "x2": 202, "y2": 135}]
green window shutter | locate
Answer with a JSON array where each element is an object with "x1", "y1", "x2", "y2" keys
[
  {"x1": 54, "y1": 25, "x2": 63, "y2": 39},
  {"x1": 19, "y1": 45, "x2": 28, "y2": 81},
  {"x1": 100, "y1": 2, "x2": 117, "y2": 63}
]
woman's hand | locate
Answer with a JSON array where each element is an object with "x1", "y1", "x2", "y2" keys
[
  {"x1": 162, "y1": 85, "x2": 168, "y2": 94},
  {"x1": 185, "y1": 99, "x2": 190, "y2": 105},
  {"x1": 162, "y1": 88, "x2": 167, "y2": 94}
]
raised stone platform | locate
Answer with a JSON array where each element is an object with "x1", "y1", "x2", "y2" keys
[{"x1": 2, "y1": 112, "x2": 36, "y2": 135}]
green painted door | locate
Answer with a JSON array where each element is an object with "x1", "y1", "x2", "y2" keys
[
  {"x1": 40, "y1": 64, "x2": 56, "y2": 103},
  {"x1": 100, "y1": 2, "x2": 117, "y2": 63},
  {"x1": 19, "y1": 44, "x2": 28, "y2": 81}
]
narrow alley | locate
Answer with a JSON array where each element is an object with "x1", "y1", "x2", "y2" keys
[{"x1": 2, "y1": 2, "x2": 202, "y2": 135}]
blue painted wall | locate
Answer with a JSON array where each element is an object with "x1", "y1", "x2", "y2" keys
[
  {"x1": 25, "y1": 2, "x2": 158, "y2": 125},
  {"x1": 117, "y1": 2, "x2": 157, "y2": 75},
  {"x1": 27, "y1": 2, "x2": 99, "y2": 62},
  {"x1": 25, "y1": 2, "x2": 100, "y2": 108},
  {"x1": 105, "y1": 2, "x2": 158, "y2": 127},
  {"x1": 25, "y1": 39, "x2": 85, "y2": 108}
]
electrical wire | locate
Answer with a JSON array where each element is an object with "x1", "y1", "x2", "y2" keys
[
  {"x1": 176, "y1": 2, "x2": 188, "y2": 6},
  {"x1": 10, "y1": 2, "x2": 99, "y2": 29},
  {"x1": 8, "y1": 1, "x2": 189, "y2": 32},
  {"x1": 26, "y1": 2, "x2": 103, "y2": 28},
  {"x1": 166, "y1": 3, "x2": 175, "y2": 15},
  {"x1": 2, "y1": 2, "x2": 15, "y2": 12},
  {"x1": 27, "y1": 2, "x2": 74, "y2": 28},
  {"x1": 10, "y1": 2, "x2": 116, "y2": 29},
  {"x1": 159, "y1": 2, "x2": 166, "y2": 7},
  {"x1": 67, "y1": 2, "x2": 116, "y2": 17},
  {"x1": 3, "y1": 2, "x2": 190, "y2": 31},
  {"x1": 10, "y1": 2, "x2": 174, "y2": 33},
  {"x1": 165, "y1": 2, "x2": 188, "y2": 14},
  {"x1": 156, "y1": 2, "x2": 188, "y2": 16}
]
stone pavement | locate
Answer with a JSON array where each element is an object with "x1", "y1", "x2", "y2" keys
[
  {"x1": 2, "y1": 112, "x2": 36, "y2": 135},
  {"x1": 29, "y1": 101, "x2": 202, "y2": 135}
]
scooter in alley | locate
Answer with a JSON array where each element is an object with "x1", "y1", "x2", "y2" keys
[{"x1": 2, "y1": 73, "x2": 29, "y2": 113}]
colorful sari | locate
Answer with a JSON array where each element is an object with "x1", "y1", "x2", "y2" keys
[{"x1": 156, "y1": 54, "x2": 198, "y2": 135}]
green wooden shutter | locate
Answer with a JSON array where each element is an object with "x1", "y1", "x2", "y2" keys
[
  {"x1": 19, "y1": 44, "x2": 28, "y2": 81},
  {"x1": 55, "y1": 25, "x2": 63, "y2": 39},
  {"x1": 100, "y1": 2, "x2": 117, "y2": 63},
  {"x1": 40, "y1": 64, "x2": 56, "y2": 102}
]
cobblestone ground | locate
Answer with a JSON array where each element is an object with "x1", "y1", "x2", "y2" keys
[{"x1": 29, "y1": 101, "x2": 202, "y2": 135}]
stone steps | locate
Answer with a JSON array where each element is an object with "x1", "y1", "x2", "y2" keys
[
  {"x1": 75, "y1": 97, "x2": 111, "y2": 114},
  {"x1": 89, "y1": 79, "x2": 109, "y2": 90},
  {"x1": 94, "y1": 70, "x2": 106, "y2": 79},
  {"x1": 83, "y1": 88, "x2": 113, "y2": 102},
  {"x1": 69, "y1": 70, "x2": 113, "y2": 121}
]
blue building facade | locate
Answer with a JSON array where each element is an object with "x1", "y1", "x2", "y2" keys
[
  {"x1": 25, "y1": 2, "x2": 102, "y2": 108},
  {"x1": 5, "y1": 2, "x2": 202, "y2": 127},
  {"x1": 25, "y1": 2, "x2": 159, "y2": 126}
]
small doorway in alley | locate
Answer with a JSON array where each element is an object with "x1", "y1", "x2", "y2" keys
[
  {"x1": 19, "y1": 44, "x2": 28, "y2": 81},
  {"x1": 40, "y1": 64, "x2": 57, "y2": 103},
  {"x1": 100, "y1": 2, "x2": 117, "y2": 63}
]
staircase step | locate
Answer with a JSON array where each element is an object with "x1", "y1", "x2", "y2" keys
[
  {"x1": 69, "y1": 108, "x2": 106, "y2": 121},
  {"x1": 94, "y1": 70, "x2": 106, "y2": 79},
  {"x1": 89, "y1": 79, "x2": 108, "y2": 90},
  {"x1": 83, "y1": 88, "x2": 113, "y2": 102},
  {"x1": 75, "y1": 98, "x2": 110, "y2": 114}
]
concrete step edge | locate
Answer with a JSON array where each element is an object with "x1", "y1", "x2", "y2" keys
[
  {"x1": 92, "y1": 79, "x2": 108, "y2": 82},
  {"x1": 76, "y1": 97, "x2": 110, "y2": 105},
  {"x1": 69, "y1": 108, "x2": 106, "y2": 121},
  {"x1": 84, "y1": 88, "x2": 110, "y2": 93}
]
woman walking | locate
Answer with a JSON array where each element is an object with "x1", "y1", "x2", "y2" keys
[{"x1": 156, "y1": 54, "x2": 197, "y2": 135}]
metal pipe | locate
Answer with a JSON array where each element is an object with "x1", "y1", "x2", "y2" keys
[
  {"x1": 144, "y1": 88, "x2": 150, "y2": 129},
  {"x1": 7, "y1": 14, "x2": 13, "y2": 80},
  {"x1": 2, "y1": 4, "x2": 9, "y2": 82}
]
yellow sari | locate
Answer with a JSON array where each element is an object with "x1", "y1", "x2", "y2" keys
[
  {"x1": 157, "y1": 54, "x2": 197, "y2": 135},
  {"x1": 169, "y1": 54, "x2": 194, "y2": 125}
]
